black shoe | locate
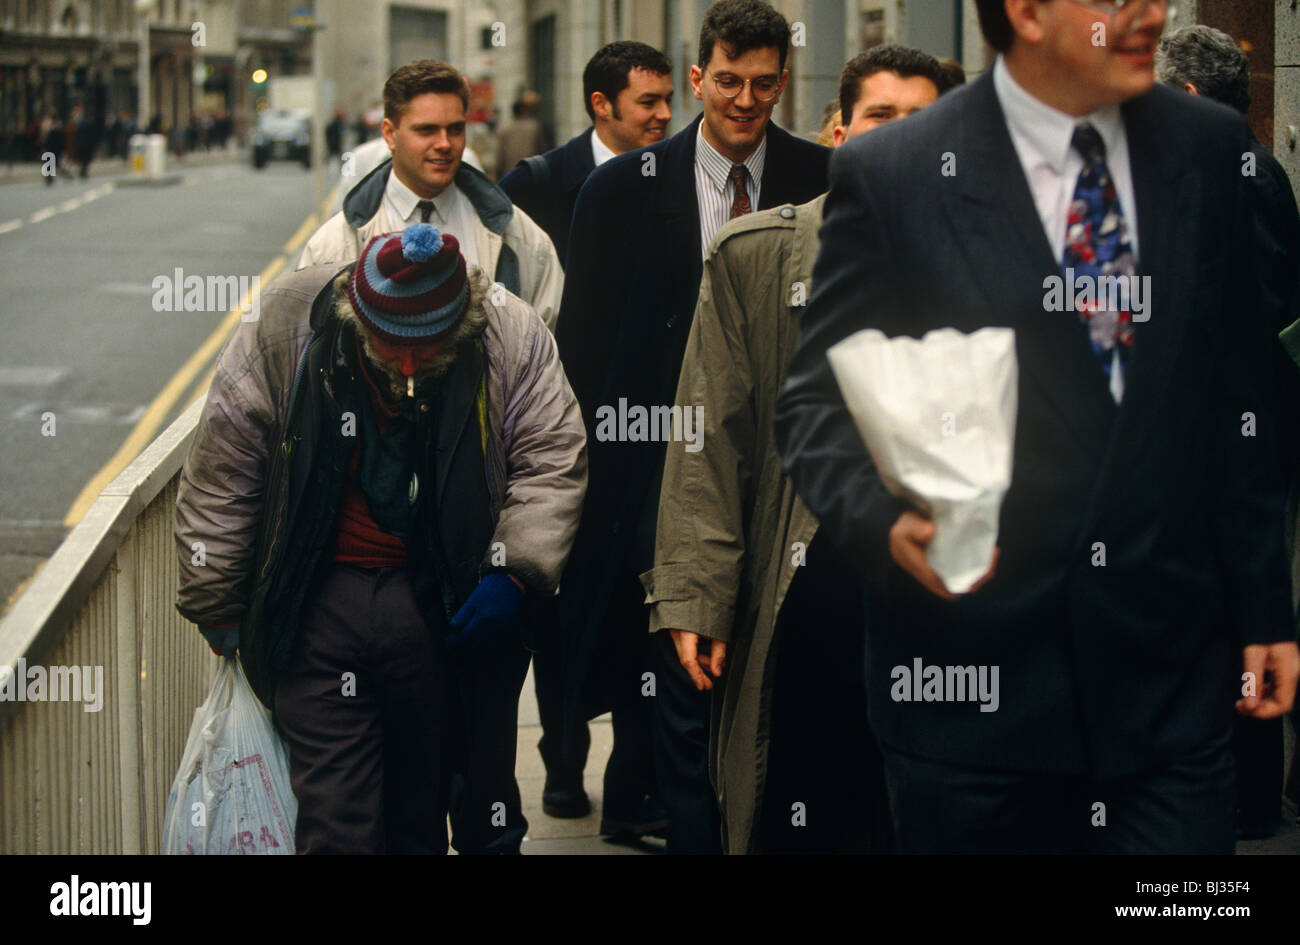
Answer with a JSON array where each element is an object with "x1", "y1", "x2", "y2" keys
[
  {"x1": 542, "y1": 782, "x2": 591, "y2": 819},
  {"x1": 600, "y1": 795, "x2": 669, "y2": 839}
]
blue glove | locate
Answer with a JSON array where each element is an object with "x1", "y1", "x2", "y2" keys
[
  {"x1": 445, "y1": 573, "x2": 525, "y2": 662},
  {"x1": 199, "y1": 625, "x2": 240, "y2": 659}
]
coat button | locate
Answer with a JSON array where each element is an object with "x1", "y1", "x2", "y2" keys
[
  {"x1": 779, "y1": 206, "x2": 795, "y2": 219},
  {"x1": 419, "y1": 403, "x2": 430, "y2": 413}
]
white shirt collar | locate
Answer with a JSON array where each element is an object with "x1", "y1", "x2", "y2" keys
[
  {"x1": 385, "y1": 166, "x2": 460, "y2": 224},
  {"x1": 591, "y1": 127, "x2": 618, "y2": 167},
  {"x1": 429, "y1": 181, "x2": 462, "y2": 223},
  {"x1": 694, "y1": 121, "x2": 766, "y2": 194},
  {"x1": 992, "y1": 56, "x2": 1124, "y2": 174},
  {"x1": 384, "y1": 166, "x2": 421, "y2": 222}
]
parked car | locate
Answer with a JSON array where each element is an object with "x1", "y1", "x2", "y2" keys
[{"x1": 251, "y1": 108, "x2": 310, "y2": 169}]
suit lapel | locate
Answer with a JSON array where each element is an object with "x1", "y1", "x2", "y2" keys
[
  {"x1": 1098, "y1": 90, "x2": 1197, "y2": 471},
  {"x1": 559, "y1": 128, "x2": 596, "y2": 197},
  {"x1": 940, "y1": 75, "x2": 1116, "y2": 462},
  {"x1": 659, "y1": 116, "x2": 704, "y2": 303},
  {"x1": 757, "y1": 123, "x2": 805, "y2": 209}
]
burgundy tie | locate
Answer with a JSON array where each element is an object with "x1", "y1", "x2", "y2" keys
[{"x1": 728, "y1": 164, "x2": 752, "y2": 219}]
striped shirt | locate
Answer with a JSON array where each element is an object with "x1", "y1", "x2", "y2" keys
[{"x1": 694, "y1": 123, "x2": 766, "y2": 259}]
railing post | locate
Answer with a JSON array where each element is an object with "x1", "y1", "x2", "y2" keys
[{"x1": 115, "y1": 529, "x2": 143, "y2": 854}]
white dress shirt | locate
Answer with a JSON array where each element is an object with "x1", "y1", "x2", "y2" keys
[
  {"x1": 992, "y1": 55, "x2": 1139, "y2": 263},
  {"x1": 694, "y1": 123, "x2": 765, "y2": 259},
  {"x1": 381, "y1": 170, "x2": 482, "y2": 269},
  {"x1": 591, "y1": 127, "x2": 618, "y2": 168},
  {"x1": 993, "y1": 56, "x2": 1139, "y2": 401}
]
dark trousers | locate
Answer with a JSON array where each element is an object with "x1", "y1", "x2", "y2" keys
[
  {"x1": 535, "y1": 640, "x2": 590, "y2": 787},
  {"x1": 652, "y1": 630, "x2": 722, "y2": 853},
  {"x1": 1232, "y1": 714, "x2": 1283, "y2": 831},
  {"x1": 758, "y1": 538, "x2": 894, "y2": 854},
  {"x1": 880, "y1": 728, "x2": 1236, "y2": 854},
  {"x1": 597, "y1": 572, "x2": 658, "y2": 817},
  {"x1": 274, "y1": 564, "x2": 531, "y2": 854}
]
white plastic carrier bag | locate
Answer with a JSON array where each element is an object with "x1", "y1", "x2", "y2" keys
[
  {"x1": 826, "y1": 326, "x2": 1018, "y2": 594},
  {"x1": 161, "y1": 657, "x2": 297, "y2": 854}
]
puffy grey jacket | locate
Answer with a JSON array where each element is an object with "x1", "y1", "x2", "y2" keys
[{"x1": 174, "y1": 261, "x2": 586, "y2": 634}]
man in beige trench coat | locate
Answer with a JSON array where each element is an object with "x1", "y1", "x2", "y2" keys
[{"x1": 641, "y1": 45, "x2": 954, "y2": 854}]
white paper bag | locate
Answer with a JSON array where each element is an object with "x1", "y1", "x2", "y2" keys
[{"x1": 826, "y1": 326, "x2": 1018, "y2": 593}]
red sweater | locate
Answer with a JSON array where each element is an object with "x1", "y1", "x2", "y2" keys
[{"x1": 332, "y1": 386, "x2": 408, "y2": 568}]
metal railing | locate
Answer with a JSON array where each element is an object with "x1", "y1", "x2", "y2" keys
[{"x1": 0, "y1": 398, "x2": 211, "y2": 853}]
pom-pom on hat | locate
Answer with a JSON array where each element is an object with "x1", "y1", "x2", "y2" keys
[{"x1": 348, "y1": 222, "x2": 469, "y2": 346}]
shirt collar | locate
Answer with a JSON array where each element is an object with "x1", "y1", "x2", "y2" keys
[
  {"x1": 694, "y1": 121, "x2": 767, "y2": 194},
  {"x1": 430, "y1": 181, "x2": 461, "y2": 223},
  {"x1": 591, "y1": 127, "x2": 618, "y2": 167},
  {"x1": 992, "y1": 55, "x2": 1124, "y2": 174},
  {"x1": 385, "y1": 166, "x2": 421, "y2": 222},
  {"x1": 385, "y1": 167, "x2": 460, "y2": 224}
]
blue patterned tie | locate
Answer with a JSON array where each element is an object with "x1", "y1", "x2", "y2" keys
[{"x1": 1062, "y1": 123, "x2": 1136, "y2": 402}]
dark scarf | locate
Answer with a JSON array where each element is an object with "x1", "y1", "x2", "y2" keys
[{"x1": 354, "y1": 341, "x2": 439, "y2": 538}]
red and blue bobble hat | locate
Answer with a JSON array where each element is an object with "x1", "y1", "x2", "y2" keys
[{"x1": 348, "y1": 223, "x2": 469, "y2": 346}]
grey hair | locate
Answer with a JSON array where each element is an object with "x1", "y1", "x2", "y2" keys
[{"x1": 1155, "y1": 25, "x2": 1250, "y2": 115}]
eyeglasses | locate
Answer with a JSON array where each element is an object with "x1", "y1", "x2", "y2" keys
[
  {"x1": 1062, "y1": 0, "x2": 1175, "y2": 36},
  {"x1": 708, "y1": 70, "x2": 782, "y2": 102}
]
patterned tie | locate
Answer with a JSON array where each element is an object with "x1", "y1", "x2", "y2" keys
[
  {"x1": 416, "y1": 199, "x2": 434, "y2": 222},
  {"x1": 728, "y1": 164, "x2": 752, "y2": 219},
  {"x1": 1063, "y1": 123, "x2": 1136, "y2": 403}
]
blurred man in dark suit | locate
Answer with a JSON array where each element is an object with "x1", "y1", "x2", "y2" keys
[
  {"x1": 1157, "y1": 22, "x2": 1300, "y2": 839},
  {"x1": 775, "y1": 0, "x2": 1299, "y2": 853}
]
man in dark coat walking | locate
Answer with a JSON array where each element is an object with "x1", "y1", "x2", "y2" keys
[
  {"x1": 498, "y1": 40, "x2": 672, "y2": 820},
  {"x1": 774, "y1": 0, "x2": 1299, "y2": 854},
  {"x1": 500, "y1": 41, "x2": 673, "y2": 270},
  {"x1": 554, "y1": 0, "x2": 829, "y2": 852},
  {"x1": 1156, "y1": 23, "x2": 1300, "y2": 838}
]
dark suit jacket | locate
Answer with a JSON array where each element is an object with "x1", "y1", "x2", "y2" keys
[
  {"x1": 774, "y1": 73, "x2": 1294, "y2": 779},
  {"x1": 498, "y1": 128, "x2": 597, "y2": 268},
  {"x1": 557, "y1": 113, "x2": 829, "y2": 717},
  {"x1": 1249, "y1": 134, "x2": 1300, "y2": 473}
]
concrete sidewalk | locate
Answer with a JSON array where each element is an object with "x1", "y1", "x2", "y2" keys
[
  {"x1": 514, "y1": 663, "x2": 664, "y2": 854},
  {"x1": 0, "y1": 146, "x2": 247, "y2": 186},
  {"x1": 511, "y1": 661, "x2": 1300, "y2": 854}
]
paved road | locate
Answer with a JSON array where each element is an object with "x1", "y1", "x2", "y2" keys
[{"x1": 0, "y1": 160, "x2": 324, "y2": 610}]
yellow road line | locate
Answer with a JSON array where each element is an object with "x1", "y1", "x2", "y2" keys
[
  {"x1": 62, "y1": 189, "x2": 334, "y2": 527},
  {"x1": 63, "y1": 253, "x2": 286, "y2": 526},
  {"x1": 283, "y1": 212, "x2": 319, "y2": 256}
]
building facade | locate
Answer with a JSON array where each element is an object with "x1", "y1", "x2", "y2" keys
[{"x1": 0, "y1": 0, "x2": 312, "y2": 159}]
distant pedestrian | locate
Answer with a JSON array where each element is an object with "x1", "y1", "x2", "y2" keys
[
  {"x1": 39, "y1": 114, "x2": 64, "y2": 185},
  {"x1": 68, "y1": 105, "x2": 98, "y2": 178},
  {"x1": 494, "y1": 92, "x2": 548, "y2": 180}
]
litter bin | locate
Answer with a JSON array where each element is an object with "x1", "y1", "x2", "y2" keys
[
  {"x1": 129, "y1": 133, "x2": 147, "y2": 174},
  {"x1": 145, "y1": 134, "x2": 167, "y2": 177}
]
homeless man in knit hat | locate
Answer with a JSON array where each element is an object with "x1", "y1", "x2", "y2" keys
[{"x1": 173, "y1": 222, "x2": 587, "y2": 854}]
